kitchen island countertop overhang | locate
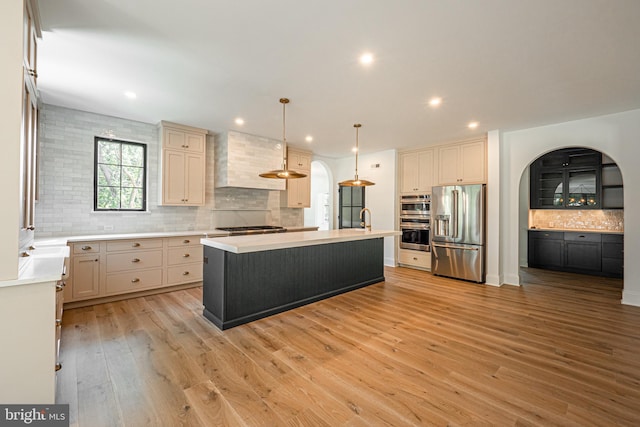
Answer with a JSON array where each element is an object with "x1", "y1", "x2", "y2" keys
[
  {"x1": 200, "y1": 229, "x2": 400, "y2": 330},
  {"x1": 200, "y1": 229, "x2": 400, "y2": 253}
]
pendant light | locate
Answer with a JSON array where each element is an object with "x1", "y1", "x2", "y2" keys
[
  {"x1": 259, "y1": 98, "x2": 307, "y2": 179},
  {"x1": 339, "y1": 124, "x2": 375, "y2": 186}
]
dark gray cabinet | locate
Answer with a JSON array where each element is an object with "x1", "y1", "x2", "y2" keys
[
  {"x1": 530, "y1": 148, "x2": 601, "y2": 209},
  {"x1": 564, "y1": 232, "x2": 601, "y2": 272},
  {"x1": 528, "y1": 230, "x2": 622, "y2": 278},
  {"x1": 528, "y1": 231, "x2": 564, "y2": 269}
]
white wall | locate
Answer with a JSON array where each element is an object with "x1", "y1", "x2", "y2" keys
[
  {"x1": 492, "y1": 108, "x2": 640, "y2": 306},
  {"x1": 329, "y1": 149, "x2": 397, "y2": 267},
  {"x1": 0, "y1": 1, "x2": 24, "y2": 280}
]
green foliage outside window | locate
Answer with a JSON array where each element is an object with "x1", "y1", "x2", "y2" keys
[{"x1": 94, "y1": 137, "x2": 147, "y2": 211}]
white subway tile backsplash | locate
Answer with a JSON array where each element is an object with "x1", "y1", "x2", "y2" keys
[{"x1": 35, "y1": 104, "x2": 303, "y2": 237}]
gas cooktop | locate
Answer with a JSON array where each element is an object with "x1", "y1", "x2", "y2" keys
[{"x1": 216, "y1": 225, "x2": 286, "y2": 236}]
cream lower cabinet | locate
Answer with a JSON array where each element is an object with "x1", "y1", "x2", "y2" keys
[
  {"x1": 398, "y1": 248, "x2": 431, "y2": 270},
  {"x1": 281, "y1": 148, "x2": 312, "y2": 208},
  {"x1": 66, "y1": 235, "x2": 204, "y2": 305}
]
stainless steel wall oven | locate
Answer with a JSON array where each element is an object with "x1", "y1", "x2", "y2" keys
[{"x1": 400, "y1": 195, "x2": 430, "y2": 252}]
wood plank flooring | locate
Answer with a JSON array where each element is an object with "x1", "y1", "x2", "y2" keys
[{"x1": 56, "y1": 266, "x2": 640, "y2": 426}]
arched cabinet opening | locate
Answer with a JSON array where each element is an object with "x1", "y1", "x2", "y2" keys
[{"x1": 527, "y1": 147, "x2": 623, "y2": 278}]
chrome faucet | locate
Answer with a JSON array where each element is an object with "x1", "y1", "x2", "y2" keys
[{"x1": 359, "y1": 208, "x2": 372, "y2": 231}]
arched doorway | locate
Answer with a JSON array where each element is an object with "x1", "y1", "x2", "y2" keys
[
  {"x1": 518, "y1": 147, "x2": 624, "y2": 279},
  {"x1": 305, "y1": 161, "x2": 332, "y2": 230}
]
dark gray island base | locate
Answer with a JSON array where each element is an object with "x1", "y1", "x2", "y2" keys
[{"x1": 202, "y1": 238, "x2": 384, "y2": 330}]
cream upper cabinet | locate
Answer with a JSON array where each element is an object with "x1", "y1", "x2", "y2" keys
[
  {"x1": 159, "y1": 121, "x2": 207, "y2": 206},
  {"x1": 437, "y1": 138, "x2": 486, "y2": 185},
  {"x1": 281, "y1": 148, "x2": 312, "y2": 208},
  {"x1": 399, "y1": 149, "x2": 434, "y2": 194}
]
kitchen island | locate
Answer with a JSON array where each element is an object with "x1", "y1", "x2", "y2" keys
[{"x1": 200, "y1": 229, "x2": 399, "y2": 330}]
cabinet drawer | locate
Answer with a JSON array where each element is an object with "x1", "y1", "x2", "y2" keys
[
  {"x1": 107, "y1": 239, "x2": 163, "y2": 252},
  {"x1": 529, "y1": 230, "x2": 563, "y2": 240},
  {"x1": 73, "y1": 242, "x2": 101, "y2": 254},
  {"x1": 167, "y1": 263, "x2": 203, "y2": 285},
  {"x1": 106, "y1": 250, "x2": 163, "y2": 272},
  {"x1": 602, "y1": 234, "x2": 623, "y2": 243},
  {"x1": 167, "y1": 246, "x2": 203, "y2": 265},
  {"x1": 105, "y1": 269, "x2": 163, "y2": 295},
  {"x1": 167, "y1": 236, "x2": 202, "y2": 247},
  {"x1": 564, "y1": 232, "x2": 601, "y2": 242},
  {"x1": 398, "y1": 250, "x2": 431, "y2": 268}
]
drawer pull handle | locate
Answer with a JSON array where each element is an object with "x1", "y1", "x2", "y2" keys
[
  {"x1": 182, "y1": 271, "x2": 190, "y2": 276},
  {"x1": 132, "y1": 258, "x2": 141, "y2": 263},
  {"x1": 56, "y1": 319, "x2": 62, "y2": 327},
  {"x1": 82, "y1": 246, "x2": 92, "y2": 250},
  {"x1": 183, "y1": 253, "x2": 190, "y2": 258},
  {"x1": 183, "y1": 239, "x2": 190, "y2": 244},
  {"x1": 578, "y1": 235, "x2": 585, "y2": 238},
  {"x1": 55, "y1": 363, "x2": 62, "y2": 372},
  {"x1": 131, "y1": 278, "x2": 140, "y2": 283},
  {"x1": 132, "y1": 242, "x2": 141, "y2": 247}
]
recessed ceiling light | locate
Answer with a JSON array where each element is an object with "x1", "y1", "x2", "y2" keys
[
  {"x1": 359, "y1": 52, "x2": 374, "y2": 65},
  {"x1": 124, "y1": 91, "x2": 137, "y2": 99},
  {"x1": 305, "y1": 135, "x2": 313, "y2": 143},
  {"x1": 429, "y1": 97, "x2": 442, "y2": 107},
  {"x1": 234, "y1": 118, "x2": 244, "y2": 125},
  {"x1": 468, "y1": 121, "x2": 479, "y2": 129}
]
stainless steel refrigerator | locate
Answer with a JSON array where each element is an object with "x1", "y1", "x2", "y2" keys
[{"x1": 431, "y1": 184, "x2": 486, "y2": 283}]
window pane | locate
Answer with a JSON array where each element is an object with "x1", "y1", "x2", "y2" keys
[
  {"x1": 121, "y1": 188, "x2": 143, "y2": 210},
  {"x1": 98, "y1": 141, "x2": 121, "y2": 165},
  {"x1": 97, "y1": 164, "x2": 121, "y2": 187},
  {"x1": 342, "y1": 187, "x2": 352, "y2": 205},
  {"x1": 97, "y1": 187, "x2": 121, "y2": 209},
  {"x1": 341, "y1": 207, "x2": 352, "y2": 228},
  {"x1": 122, "y1": 144, "x2": 144, "y2": 167},
  {"x1": 122, "y1": 166, "x2": 144, "y2": 187},
  {"x1": 353, "y1": 207, "x2": 364, "y2": 228},
  {"x1": 352, "y1": 187, "x2": 362, "y2": 205}
]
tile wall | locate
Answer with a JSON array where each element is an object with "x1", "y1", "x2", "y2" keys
[
  {"x1": 35, "y1": 105, "x2": 302, "y2": 238},
  {"x1": 529, "y1": 209, "x2": 624, "y2": 232}
]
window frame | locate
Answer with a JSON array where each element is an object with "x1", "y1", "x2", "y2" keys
[{"x1": 94, "y1": 136, "x2": 148, "y2": 212}]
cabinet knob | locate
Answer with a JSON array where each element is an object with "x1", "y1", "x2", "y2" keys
[
  {"x1": 56, "y1": 282, "x2": 65, "y2": 292},
  {"x1": 183, "y1": 239, "x2": 190, "y2": 244},
  {"x1": 182, "y1": 271, "x2": 190, "y2": 276},
  {"x1": 132, "y1": 242, "x2": 141, "y2": 247},
  {"x1": 131, "y1": 258, "x2": 141, "y2": 263},
  {"x1": 55, "y1": 363, "x2": 62, "y2": 372},
  {"x1": 55, "y1": 319, "x2": 62, "y2": 327},
  {"x1": 82, "y1": 246, "x2": 92, "y2": 251},
  {"x1": 413, "y1": 257, "x2": 418, "y2": 261},
  {"x1": 131, "y1": 278, "x2": 140, "y2": 283},
  {"x1": 183, "y1": 253, "x2": 190, "y2": 258}
]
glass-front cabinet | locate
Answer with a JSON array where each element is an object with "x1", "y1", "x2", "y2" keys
[{"x1": 530, "y1": 148, "x2": 601, "y2": 209}]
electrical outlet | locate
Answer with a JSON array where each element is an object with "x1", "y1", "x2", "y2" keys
[{"x1": 371, "y1": 163, "x2": 381, "y2": 169}]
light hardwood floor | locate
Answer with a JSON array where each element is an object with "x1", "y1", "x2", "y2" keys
[{"x1": 56, "y1": 266, "x2": 640, "y2": 426}]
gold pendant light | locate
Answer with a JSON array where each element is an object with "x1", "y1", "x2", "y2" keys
[
  {"x1": 259, "y1": 98, "x2": 307, "y2": 179},
  {"x1": 339, "y1": 123, "x2": 375, "y2": 186}
]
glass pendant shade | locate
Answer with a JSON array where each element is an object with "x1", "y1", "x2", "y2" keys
[
  {"x1": 338, "y1": 123, "x2": 375, "y2": 186},
  {"x1": 259, "y1": 98, "x2": 307, "y2": 179}
]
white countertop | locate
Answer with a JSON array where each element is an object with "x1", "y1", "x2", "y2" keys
[
  {"x1": 201, "y1": 229, "x2": 400, "y2": 254},
  {"x1": 1, "y1": 246, "x2": 70, "y2": 289}
]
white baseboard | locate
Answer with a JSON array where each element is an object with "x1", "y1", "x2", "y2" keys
[{"x1": 622, "y1": 289, "x2": 640, "y2": 307}]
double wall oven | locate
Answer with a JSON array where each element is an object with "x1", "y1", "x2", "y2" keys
[{"x1": 400, "y1": 194, "x2": 430, "y2": 252}]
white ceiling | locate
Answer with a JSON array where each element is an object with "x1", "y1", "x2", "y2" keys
[{"x1": 36, "y1": 0, "x2": 640, "y2": 158}]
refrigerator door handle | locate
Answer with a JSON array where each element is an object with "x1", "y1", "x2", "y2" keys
[
  {"x1": 432, "y1": 243, "x2": 479, "y2": 251},
  {"x1": 452, "y1": 190, "x2": 459, "y2": 239}
]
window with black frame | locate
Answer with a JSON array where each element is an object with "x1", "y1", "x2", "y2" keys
[
  {"x1": 94, "y1": 137, "x2": 147, "y2": 211},
  {"x1": 338, "y1": 185, "x2": 365, "y2": 229}
]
